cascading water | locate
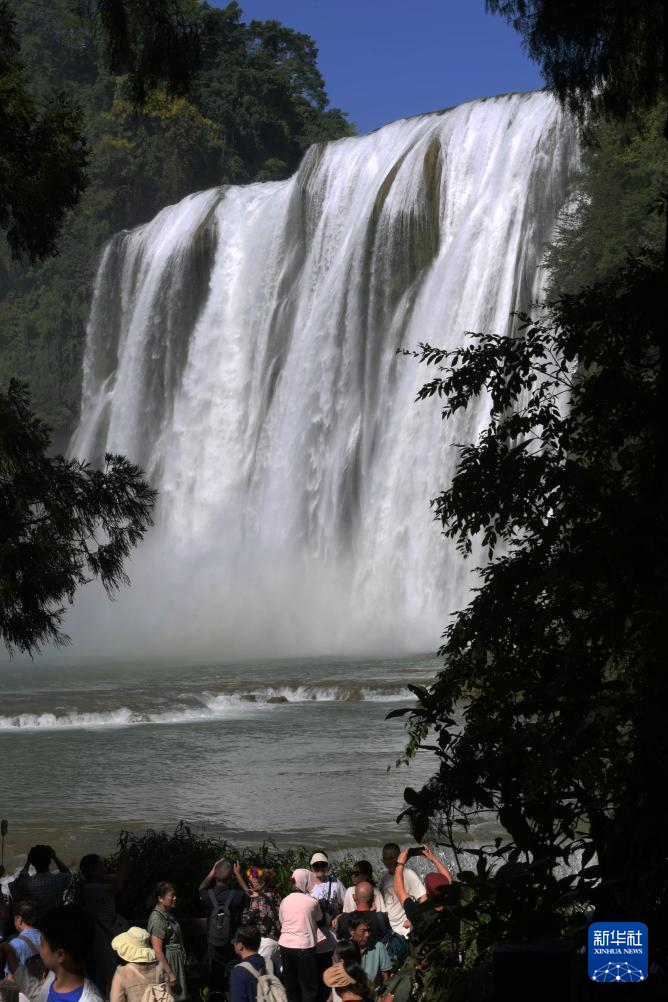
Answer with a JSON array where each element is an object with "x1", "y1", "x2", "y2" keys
[{"x1": 69, "y1": 91, "x2": 578, "y2": 658}]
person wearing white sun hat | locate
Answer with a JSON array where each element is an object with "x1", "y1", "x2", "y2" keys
[
  {"x1": 109, "y1": 928, "x2": 171, "y2": 1002},
  {"x1": 308, "y1": 852, "x2": 345, "y2": 1001},
  {"x1": 308, "y1": 854, "x2": 345, "y2": 923}
]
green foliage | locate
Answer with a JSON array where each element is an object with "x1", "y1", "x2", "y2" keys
[
  {"x1": 81, "y1": 0, "x2": 202, "y2": 102},
  {"x1": 487, "y1": 1, "x2": 666, "y2": 124},
  {"x1": 0, "y1": 0, "x2": 88, "y2": 261},
  {"x1": 192, "y1": 4, "x2": 353, "y2": 184},
  {"x1": 0, "y1": 380, "x2": 157, "y2": 654},
  {"x1": 546, "y1": 101, "x2": 668, "y2": 295},
  {"x1": 393, "y1": 9, "x2": 667, "y2": 997},
  {"x1": 0, "y1": 0, "x2": 353, "y2": 437},
  {"x1": 93, "y1": 91, "x2": 224, "y2": 228},
  {"x1": 397, "y1": 251, "x2": 666, "y2": 992},
  {"x1": 102, "y1": 821, "x2": 355, "y2": 922}
]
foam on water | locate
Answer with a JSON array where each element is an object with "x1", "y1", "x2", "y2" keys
[{"x1": 0, "y1": 684, "x2": 411, "y2": 731}]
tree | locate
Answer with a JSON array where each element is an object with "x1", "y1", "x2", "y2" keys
[
  {"x1": 392, "y1": 5, "x2": 668, "y2": 996},
  {"x1": 0, "y1": 381, "x2": 157, "y2": 654},
  {"x1": 545, "y1": 100, "x2": 668, "y2": 295},
  {"x1": 0, "y1": 0, "x2": 88, "y2": 261},
  {"x1": 395, "y1": 250, "x2": 666, "y2": 996},
  {"x1": 93, "y1": 90, "x2": 224, "y2": 227},
  {"x1": 0, "y1": 0, "x2": 353, "y2": 437},
  {"x1": 79, "y1": 0, "x2": 203, "y2": 102},
  {"x1": 0, "y1": 0, "x2": 352, "y2": 651},
  {"x1": 487, "y1": 1, "x2": 666, "y2": 125},
  {"x1": 0, "y1": 1, "x2": 162, "y2": 655},
  {"x1": 192, "y1": 3, "x2": 353, "y2": 183}
]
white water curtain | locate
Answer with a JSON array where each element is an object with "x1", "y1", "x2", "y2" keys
[{"x1": 68, "y1": 92, "x2": 578, "y2": 659}]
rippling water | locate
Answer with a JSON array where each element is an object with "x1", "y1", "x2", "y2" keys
[{"x1": 0, "y1": 653, "x2": 438, "y2": 869}]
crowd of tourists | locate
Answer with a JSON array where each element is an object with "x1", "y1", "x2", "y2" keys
[{"x1": 0, "y1": 842, "x2": 453, "y2": 1002}]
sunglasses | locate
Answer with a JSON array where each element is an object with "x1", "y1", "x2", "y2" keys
[{"x1": 351, "y1": 870, "x2": 363, "y2": 875}]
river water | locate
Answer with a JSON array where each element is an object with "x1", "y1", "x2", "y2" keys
[
  {"x1": 0, "y1": 653, "x2": 438, "y2": 870},
  {"x1": 1, "y1": 93, "x2": 579, "y2": 878}
]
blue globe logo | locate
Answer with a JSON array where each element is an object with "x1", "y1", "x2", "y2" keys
[{"x1": 591, "y1": 961, "x2": 645, "y2": 982}]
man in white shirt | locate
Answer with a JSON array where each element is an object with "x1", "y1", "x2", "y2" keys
[{"x1": 378, "y1": 842, "x2": 426, "y2": 939}]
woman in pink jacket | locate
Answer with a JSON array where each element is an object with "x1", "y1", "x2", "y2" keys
[{"x1": 278, "y1": 869, "x2": 323, "y2": 1002}]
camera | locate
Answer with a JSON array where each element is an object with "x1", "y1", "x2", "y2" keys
[{"x1": 405, "y1": 846, "x2": 423, "y2": 859}]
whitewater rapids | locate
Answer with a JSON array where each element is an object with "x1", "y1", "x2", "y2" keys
[{"x1": 68, "y1": 91, "x2": 578, "y2": 658}]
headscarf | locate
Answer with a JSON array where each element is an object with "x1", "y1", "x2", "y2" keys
[
  {"x1": 292, "y1": 867, "x2": 315, "y2": 893},
  {"x1": 425, "y1": 872, "x2": 452, "y2": 897}
]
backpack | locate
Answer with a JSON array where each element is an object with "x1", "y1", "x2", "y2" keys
[
  {"x1": 207, "y1": 889, "x2": 232, "y2": 947},
  {"x1": 316, "y1": 877, "x2": 343, "y2": 922},
  {"x1": 140, "y1": 984, "x2": 173, "y2": 1002},
  {"x1": 239, "y1": 958, "x2": 287, "y2": 1002}
]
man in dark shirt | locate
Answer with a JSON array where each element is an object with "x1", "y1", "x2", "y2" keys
[
  {"x1": 8, "y1": 845, "x2": 72, "y2": 920},
  {"x1": 230, "y1": 927, "x2": 266, "y2": 1002},
  {"x1": 199, "y1": 858, "x2": 249, "y2": 998},
  {"x1": 335, "y1": 882, "x2": 391, "y2": 942}
]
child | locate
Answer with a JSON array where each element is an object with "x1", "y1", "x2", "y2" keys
[{"x1": 1, "y1": 906, "x2": 103, "y2": 1002}]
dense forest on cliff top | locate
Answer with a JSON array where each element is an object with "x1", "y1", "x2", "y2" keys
[{"x1": 0, "y1": 0, "x2": 353, "y2": 444}]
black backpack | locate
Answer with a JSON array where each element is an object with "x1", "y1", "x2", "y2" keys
[{"x1": 207, "y1": 889, "x2": 232, "y2": 946}]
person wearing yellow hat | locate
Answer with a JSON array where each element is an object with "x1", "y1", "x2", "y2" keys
[
  {"x1": 322, "y1": 959, "x2": 373, "y2": 1002},
  {"x1": 109, "y1": 927, "x2": 170, "y2": 1002}
]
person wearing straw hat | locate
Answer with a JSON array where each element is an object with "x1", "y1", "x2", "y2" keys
[
  {"x1": 322, "y1": 958, "x2": 374, "y2": 1002},
  {"x1": 109, "y1": 928, "x2": 171, "y2": 1002}
]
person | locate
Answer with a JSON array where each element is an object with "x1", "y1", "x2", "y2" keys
[
  {"x1": 378, "y1": 844, "x2": 426, "y2": 941},
  {"x1": 278, "y1": 869, "x2": 322, "y2": 1002},
  {"x1": 342, "y1": 917, "x2": 390, "y2": 993},
  {"x1": 308, "y1": 853, "x2": 344, "y2": 997},
  {"x1": 229, "y1": 926, "x2": 266, "y2": 1002},
  {"x1": 308, "y1": 855, "x2": 345, "y2": 924},
  {"x1": 322, "y1": 958, "x2": 373, "y2": 1002},
  {"x1": 1, "y1": 904, "x2": 103, "y2": 1002},
  {"x1": 323, "y1": 944, "x2": 359, "y2": 1002},
  {"x1": 341, "y1": 864, "x2": 385, "y2": 914},
  {"x1": 331, "y1": 942, "x2": 359, "y2": 967},
  {"x1": 8, "y1": 846, "x2": 72, "y2": 919},
  {"x1": 147, "y1": 883, "x2": 187, "y2": 1002},
  {"x1": 334, "y1": 885, "x2": 390, "y2": 944},
  {"x1": 109, "y1": 927, "x2": 170, "y2": 1002},
  {"x1": 2, "y1": 902, "x2": 40, "y2": 976},
  {"x1": 233, "y1": 864, "x2": 281, "y2": 964},
  {"x1": 199, "y1": 859, "x2": 248, "y2": 997},
  {"x1": 1, "y1": 893, "x2": 11, "y2": 941},
  {"x1": 392, "y1": 845, "x2": 453, "y2": 939},
  {"x1": 79, "y1": 850, "x2": 130, "y2": 937}
]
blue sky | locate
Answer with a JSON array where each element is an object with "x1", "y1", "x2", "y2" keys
[{"x1": 221, "y1": 1, "x2": 545, "y2": 134}]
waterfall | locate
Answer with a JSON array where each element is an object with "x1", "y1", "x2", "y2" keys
[{"x1": 69, "y1": 91, "x2": 578, "y2": 659}]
